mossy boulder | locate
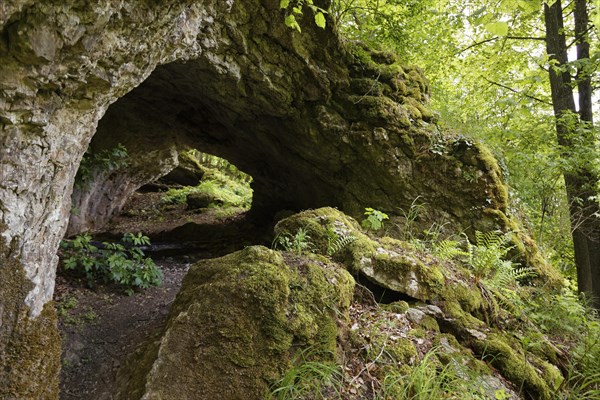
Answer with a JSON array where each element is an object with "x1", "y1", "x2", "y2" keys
[
  {"x1": 119, "y1": 245, "x2": 354, "y2": 400},
  {"x1": 186, "y1": 191, "x2": 221, "y2": 210},
  {"x1": 275, "y1": 208, "x2": 450, "y2": 302},
  {"x1": 274, "y1": 208, "x2": 569, "y2": 398}
]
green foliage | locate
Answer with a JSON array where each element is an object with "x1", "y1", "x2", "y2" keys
[
  {"x1": 361, "y1": 207, "x2": 389, "y2": 231},
  {"x1": 432, "y1": 239, "x2": 470, "y2": 260},
  {"x1": 431, "y1": 230, "x2": 534, "y2": 319},
  {"x1": 466, "y1": 231, "x2": 514, "y2": 280},
  {"x1": 57, "y1": 294, "x2": 98, "y2": 328},
  {"x1": 75, "y1": 144, "x2": 129, "y2": 189},
  {"x1": 332, "y1": 0, "x2": 599, "y2": 282},
  {"x1": 396, "y1": 197, "x2": 425, "y2": 240},
  {"x1": 326, "y1": 228, "x2": 357, "y2": 256},
  {"x1": 523, "y1": 284, "x2": 600, "y2": 397},
  {"x1": 377, "y1": 348, "x2": 492, "y2": 399},
  {"x1": 161, "y1": 168, "x2": 252, "y2": 209},
  {"x1": 280, "y1": 0, "x2": 328, "y2": 32},
  {"x1": 60, "y1": 232, "x2": 162, "y2": 294},
  {"x1": 267, "y1": 349, "x2": 342, "y2": 399},
  {"x1": 273, "y1": 227, "x2": 314, "y2": 255}
]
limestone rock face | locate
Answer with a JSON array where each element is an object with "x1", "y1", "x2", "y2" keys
[
  {"x1": 1, "y1": 1, "x2": 511, "y2": 397},
  {"x1": 117, "y1": 246, "x2": 354, "y2": 400},
  {"x1": 161, "y1": 151, "x2": 206, "y2": 187}
]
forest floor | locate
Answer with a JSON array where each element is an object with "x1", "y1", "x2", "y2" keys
[
  {"x1": 55, "y1": 191, "x2": 266, "y2": 399},
  {"x1": 55, "y1": 190, "x2": 509, "y2": 399}
]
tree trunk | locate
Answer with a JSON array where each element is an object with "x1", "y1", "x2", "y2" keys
[{"x1": 544, "y1": 0, "x2": 600, "y2": 307}]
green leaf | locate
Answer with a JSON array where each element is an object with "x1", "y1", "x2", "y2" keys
[
  {"x1": 484, "y1": 21, "x2": 509, "y2": 36},
  {"x1": 280, "y1": 0, "x2": 289, "y2": 9},
  {"x1": 314, "y1": 11, "x2": 326, "y2": 28},
  {"x1": 284, "y1": 14, "x2": 301, "y2": 32}
]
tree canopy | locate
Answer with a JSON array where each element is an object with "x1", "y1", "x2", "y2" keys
[{"x1": 326, "y1": 0, "x2": 600, "y2": 299}]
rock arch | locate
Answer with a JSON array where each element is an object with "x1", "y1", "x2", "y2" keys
[{"x1": 0, "y1": 1, "x2": 508, "y2": 397}]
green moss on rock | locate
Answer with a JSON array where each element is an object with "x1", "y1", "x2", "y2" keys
[
  {"x1": 0, "y1": 231, "x2": 61, "y2": 400},
  {"x1": 344, "y1": 42, "x2": 433, "y2": 124},
  {"x1": 121, "y1": 245, "x2": 354, "y2": 400},
  {"x1": 473, "y1": 333, "x2": 553, "y2": 400}
]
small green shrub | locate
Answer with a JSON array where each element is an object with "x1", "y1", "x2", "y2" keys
[
  {"x1": 60, "y1": 232, "x2": 162, "y2": 294},
  {"x1": 75, "y1": 144, "x2": 129, "y2": 189},
  {"x1": 361, "y1": 207, "x2": 389, "y2": 231}
]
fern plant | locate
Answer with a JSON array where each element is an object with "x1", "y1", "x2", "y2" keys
[
  {"x1": 273, "y1": 227, "x2": 314, "y2": 256},
  {"x1": 326, "y1": 228, "x2": 357, "y2": 256},
  {"x1": 432, "y1": 239, "x2": 469, "y2": 260},
  {"x1": 462, "y1": 231, "x2": 535, "y2": 321},
  {"x1": 467, "y1": 231, "x2": 514, "y2": 280}
]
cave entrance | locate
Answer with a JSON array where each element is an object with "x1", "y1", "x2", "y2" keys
[
  {"x1": 56, "y1": 148, "x2": 268, "y2": 399},
  {"x1": 55, "y1": 49, "x2": 345, "y2": 397},
  {"x1": 103, "y1": 148, "x2": 260, "y2": 258}
]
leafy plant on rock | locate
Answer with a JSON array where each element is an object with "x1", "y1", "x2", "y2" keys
[
  {"x1": 361, "y1": 207, "x2": 389, "y2": 231},
  {"x1": 273, "y1": 226, "x2": 314, "y2": 256},
  {"x1": 60, "y1": 232, "x2": 162, "y2": 294},
  {"x1": 326, "y1": 227, "x2": 357, "y2": 256},
  {"x1": 75, "y1": 144, "x2": 129, "y2": 189}
]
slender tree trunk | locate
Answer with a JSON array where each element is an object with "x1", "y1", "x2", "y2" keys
[{"x1": 544, "y1": 0, "x2": 600, "y2": 307}]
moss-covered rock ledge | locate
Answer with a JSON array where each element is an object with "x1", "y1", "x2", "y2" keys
[
  {"x1": 118, "y1": 208, "x2": 569, "y2": 400},
  {"x1": 272, "y1": 208, "x2": 566, "y2": 400},
  {"x1": 118, "y1": 246, "x2": 354, "y2": 400}
]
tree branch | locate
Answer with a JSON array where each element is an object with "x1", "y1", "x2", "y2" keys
[
  {"x1": 455, "y1": 35, "x2": 546, "y2": 55},
  {"x1": 482, "y1": 77, "x2": 553, "y2": 105},
  {"x1": 566, "y1": 24, "x2": 595, "y2": 49}
]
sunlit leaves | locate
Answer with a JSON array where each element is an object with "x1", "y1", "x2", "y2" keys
[
  {"x1": 285, "y1": 14, "x2": 302, "y2": 31},
  {"x1": 280, "y1": 0, "x2": 327, "y2": 31},
  {"x1": 484, "y1": 21, "x2": 509, "y2": 35},
  {"x1": 314, "y1": 11, "x2": 326, "y2": 28}
]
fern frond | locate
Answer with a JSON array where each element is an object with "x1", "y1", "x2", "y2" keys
[
  {"x1": 475, "y1": 230, "x2": 507, "y2": 249},
  {"x1": 433, "y1": 239, "x2": 469, "y2": 260},
  {"x1": 327, "y1": 234, "x2": 357, "y2": 256}
]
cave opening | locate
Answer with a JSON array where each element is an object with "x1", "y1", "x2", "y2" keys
[
  {"x1": 55, "y1": 58, "x2": 312, "y2": 398},
  {"x1": 354, "y1": 273, "x2": 418, "y2": 305}
]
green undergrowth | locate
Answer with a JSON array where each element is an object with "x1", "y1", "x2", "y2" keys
[
  {"x1": 75, "y1": 144, "x2": 129, "y2": 189},
  {"x1": 161, "y1": 158, "x2": 252, "y2": 209},
  {"x1": 60, "y1": 232, "x2": 162, "y2": 295},
  {"x1": 267, "y1": 348, "x2": 343, "y2": 400},
  {"x1": 270, "y1": 207, "x2": 600, "y2": 399}
]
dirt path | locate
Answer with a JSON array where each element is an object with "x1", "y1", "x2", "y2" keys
[
  {"x1": 56, "y1": 190, "x2": 270, "y2": 399},
  {"x1": 56, "y1": 257, "x2": 191, "y2": 400}
]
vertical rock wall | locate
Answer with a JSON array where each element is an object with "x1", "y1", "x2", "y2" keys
[{"x1": 0, "y1": 1, "x2": 236, "y2": 396}]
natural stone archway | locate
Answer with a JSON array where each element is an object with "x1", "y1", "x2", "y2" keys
[
  {"x1": 0, "y1": 1, "x2": 511, "y2": 398},
  {"x1": 67, "y1": 38, "x2": 508, "y2": 237}
]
